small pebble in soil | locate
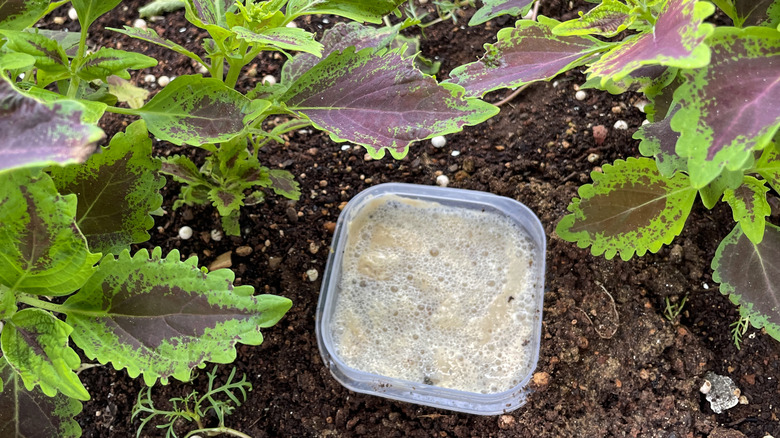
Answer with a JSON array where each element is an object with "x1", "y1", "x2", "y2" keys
[
  {"x1": 208, "y1": 251, "x2": 232, "y2": 270},
  {"x1": 210, "y1": 229, "x2": 223, "y2": 242},
  {"x1": 235, "y1": 246, "x2": 253, "y2": 257},
  {"x1": 306, "y1": 268, "x2": 319, "y2": 282},
  {"x1": 144, "y1": 74, "x2": 156, "y2": 83},
  {"x1": 309, "y1": 242, "x2": 320, "y2": 254},
  {"x1": 133, "y1": 18, "x2": 147, "y2": 29},
  {"x1": 157, "y1": 75, "x2": 170, "y2": 87},
  {"x1": 634, "y1": 100, "x2": 649, "y2": 112},
  {"x1": 341, "y1": 145, "x2": 351, "y2": 151},
  {"x1": 702, "y1": 283, "x2": 709, "y2": 290},
  {"x1": 587, "y1": 153, "x2": 599, "y2": 163},
  {"x1": 53, "y1": 16, "x2": 66, "y2": 24},
  {"x1": 436, "y1": 174, "x2": 449, "y2": 187},
  {"x1": 178, "y1": 226, "x2": 193, "y2": 240},
  {"x1": 451, "y1": 150, "x2": 460, "y2": 157},
  {"x1": 613, "y1": 120, "x2": 629, "y2": 130},
  {"x1": 431, "y1": 135, "x2": 447, "y2": 148},
  {"x1": 262, "y1": 75, "x2": 277, "y2": 85},
  {"x1": 68, "y1": 7, "x2": 78, "y2": 20},
  {"x1": 498, "y1": 415, "x2": 516, "y2": 430},
  {"x1": 198, "y1": 65, "x2": 209, "y2": 74},
  {"x1": 575, "y1": 90, "x2": 587, "y2": 101},
  {"x1": 286, "y1": 21, "x2": 298, "y2": 28}
]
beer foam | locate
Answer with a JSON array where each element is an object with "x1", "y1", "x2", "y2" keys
[{"x1": 330, "y1": 195, "x2": 540, "y2": 394}]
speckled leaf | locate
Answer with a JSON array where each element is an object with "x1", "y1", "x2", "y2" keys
[
  {"x1": 723, "y1": 176, "x2": 771, "y2": 244},
  {"x1": 0, "y1": 0, "x2": 49, "y2": 30},
  {"x1": 106, "y1": 76, "x2": 150, "y2": 109},
  {"x1": 446, "y1": 17, "x2": 609, "y2": 97},
  {"x1": 70, "y1": 0, "x2": 121, "y2": 30},
  {"x1": 48, "y1": 121, "x2": 165, "y2": 255},
  {"x1": 734, "y1": 0, "x2": 780, "y2": 27},
  {"x1": 183, "y1": 0, "x2": 234, "y2": 42},
  {"x1": 582, "y1": 65, "x2": 676, "y2": 97},
  {"x1": 0, "y1": 30, "x2": 69, "y2": 76},
  {"x1": 63, "y1": 247, "x2": 292, "y2": 386},
  {"x1": 0, "y1": 169, "x2": 100, "y2": 296},
  {"x1": 671, "y1": 27, "x2": 780, "y2": 188},
  {"x1": 22, "y1": 87, "x2": 107, "y2": 125},
  {"x1": 139, "y1": 75, "x2": 255, "y2": 146},
  {"x1": 556, "y1": 157, "x2": 697, "y2": 261},
  {"x1": 0, "y1": 309, "x2": 89, "y2": 400},
  {"x1": 108, "y1": 26, "x2": 205, "y2": 66},
  {"x1": 208, "y1": 187, "x2": 242, "y2": 217},
  {"x1": 263, "y1": 169, "x2": 300, "y2": 200},
  {"x1": 232, "y1": 26, "x2": 322, "y2": 56},
  {"x1": 469, "y1": 0, "x2": 534, "y2": 26},
  {"x1": 286, "y1": 0, "x2": 405, "y2": 24},
  {"x1": 553, "y1": 0, "x2": 633, "y2": 37},
  {"x1": 161, "y1": 155, "x2": 209, "y2": 186},
  {"x1": 0, "y1": 81, "x2": 104, "y2": 171},
  {"x1": 587, "y1": 0, "x2": 715, "y2": 85},
  {"x1": 0, "y1": 359, "x2": 83, "y2": 438},
  {"x1": 755, "y1": 140, "x2": 780, "y2": 194},
  {"x1": 636, "y1": 104, "x2": 687, "y2": 176},
  {"x1": 76, "y1": 48, "x2": 157, "y2": 82},
  {"x1": 712, "y1": 223, "x2": 780, "y2": 342},
  {"x1": 283, "y1": 47, "x2": 498, "y2": 159},
  {"x1": 698, "y1": 168, "x2": 743, "y2": 209},
  {"x1": 281, "y1": 22, "x2": 399, "y2": 84},
  {"x1": 0, "y1": 286, "x2": 15, "y2": 320}
]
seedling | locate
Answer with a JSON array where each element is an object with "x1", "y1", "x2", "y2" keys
[
  {"x1": 664, "y1": 295, "x2": 688, "y2": 322},
  {"x1": 133, "y1": 366, "x2": 252, "y2": 438},
  {"x1": 730, "y1": 315, "x2": 750, "y2": 350}
]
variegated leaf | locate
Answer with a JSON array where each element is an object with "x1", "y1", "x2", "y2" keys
[
  {"x1": 469, "y1": 0, "x2": 535, "y2": 26},
  {"x1": 723, "y1": 176, "x2": 771, "y2": 244}
]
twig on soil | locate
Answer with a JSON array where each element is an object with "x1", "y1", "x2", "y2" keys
[
  {"x1": 576, "y1": 283, "x2": 620, "y2": 339},
  {"x1": 495, "y1": 83, "x2": 531, "y2": 107}
]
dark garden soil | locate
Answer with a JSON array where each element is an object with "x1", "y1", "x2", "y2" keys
[{"x1": 41, "y1": 1, "x2": 780, "y2": 437}]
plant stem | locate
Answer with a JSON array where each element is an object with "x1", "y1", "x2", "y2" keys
[
  {"x1": 104, "y1": 106, "x2": 142, "y2": 116},
  {"x1": 184, "y1": 427, "x2": 252, "y2": 438},
  {"x1": 495, "y1": 83, "x2": 531, "y2": 107},
  {"x1": 17, "y1": 295, "x2": 69, "y2": 314},
  {"x1": 66, "y1": 26, "x2": 91, "y2": 98}
]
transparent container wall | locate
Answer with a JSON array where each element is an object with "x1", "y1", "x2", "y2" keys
[{"x1": 316, "y1": 183, "x2": 546, "y2": 415}]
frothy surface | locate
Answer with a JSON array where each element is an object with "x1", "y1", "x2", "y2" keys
[{"x1": 330, "y1": 195, "x2": 540, "y2": 394}]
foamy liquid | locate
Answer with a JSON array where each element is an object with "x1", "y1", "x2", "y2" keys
[{"x1": 330, "y1": 195, "x2": 540, "y2": 394}]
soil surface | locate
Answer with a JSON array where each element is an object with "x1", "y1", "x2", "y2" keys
[{"x1": 39, "y1": 1, "x2": 780, "y2": 437}]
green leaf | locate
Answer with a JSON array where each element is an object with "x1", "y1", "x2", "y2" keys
[
  {"x1": 63, "y1": 247, "x2": 292, "y2": 386},
  {"x1": 586, "y1": 0, "x2": 715, "y2": 85},
  {"x1": 0, "y1": 29, "x2": 69, "y2": 76},
  {"x1": 553, "y1": 0, "x2": 633, "y2": 37},
  {"x1": 723, "y1": 176, "x2": 771, "y2": 244},
  {"x1": 22, "y1": 86, "x2": 108, "y2": 124},
  {"x1": 109, "y1": 26, "x2": 206, "y2": 66},
  {"x1": 446, "y1": 17, "x2": 609, "y2": 97},
  {"x1": 1, "y1": 309, "x2": 89, "y2": 400},
  {"x1": 0, "y1": 286, "x2": 15, "y2": 320},
  {"x1": 183, "y1": 0, "x2": 235, "y2": 42},
  {"x1": 635, "y1": 104, "x2": 687, "y2": 176},
  {"x1": 0, "y1": 358, "x2": 83, "y2": 438},
  {"x1": 139, "y1": 0, "x2": 186, "y2": 17},
  {"x1": 283, "y1": 47, "x2": 498, "y2": 159},
  {"x1": 208, "y1": 187, "x2": 242, "y2": 217},
  {"x1": 232, "y1": 26, "x2": 322, "y2": 56},
  {"x1": 469, "y1": 0, "x2": 534, "y2": 26},
  {"x1": 0, "y1": 169, "x2": 100, "y2": 296},
  {"x1": 70, "y1": 0, "x2": 122, "y2": 30},
  {"x1": 139, "y1": 75, "x2": 254, "y2": 146},
  {"x1": 106, "y1": 75, "x2": 150, "y2": 109},
  {"x1": 555, "y1": 157, "x2": 697, "y2": 261},
  {"x1": 0, "y1": 0, "x2": 49, "y2": 30},
  {"x1": 49, "y1": 121, "x2": 165, "y2": 255},
  {"x1": 287, "y1": 0, "x2": 405, "y2": 24},
  {"x1": 755, "y1": 139, "x2": 780, "y2": 194},
  {"x1": 671, "y1": 26, "x2": 780, "y2": 188},
  {"x1": 263, "y1": 169, "x2": 300, "y2": 200},
  {"x1": 712, "y1": 223, "x2": 780, "y2": 342},
  {"x1": 161, "y1": 155, "x2": 210, "y2": 187},
  {"x1": 698, "y1": 167, "x2": 743, "y2": 209},
  {"x1": 76, "y1": 47, "x2": 157, "y2": 82},
  {"x1": 0, "y1": 51, "x2": 36, "y2": 72}
]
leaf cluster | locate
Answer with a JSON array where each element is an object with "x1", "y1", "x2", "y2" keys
[{"x1": 447, "y1": 0, "x2": 780, "y2": 342}]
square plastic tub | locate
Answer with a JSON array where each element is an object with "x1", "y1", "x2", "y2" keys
[{"x1": 315, "y1": 183, "x2": 546, "y2": 415}]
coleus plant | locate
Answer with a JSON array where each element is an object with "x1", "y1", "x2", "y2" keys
[
  {"x1": 446, "y1": 0, "x2": 780, "y2": 341},
  {"x1": 0, "y1": 79, "x2": 292, "y2": 437}
]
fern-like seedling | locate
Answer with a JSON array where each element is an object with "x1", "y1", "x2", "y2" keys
[{"x1": 132, "y1": 366, "x2": 252, "y2": 438}]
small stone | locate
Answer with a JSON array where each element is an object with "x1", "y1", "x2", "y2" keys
[
  {"x1": 454, "y1": 170, "x2": 469, "y2": 181},
  {"x1": 436, "y1": 174, "x2": 449, "y2": 187},
  {"x1": 306, "y1": 268, "x2": 319, "y2": 282},
  {"x1": 700, "y1": 380, "x2": 712, "y2": 394},
  {"x1": 587, "y1": 153, "x2": 599, "y2": 163},
  {"x1": 431, "y1": 136, "x2": 446, "y2": 148},
  {"x1": 262, "y1": 75, "x2": 276, "y2": 85},
  {"x1": 613, "y1": 120, "x2": 629, "y2": 130},
  {"x1": 133, "y1": 18, "x2": 147, "y2": 29},
  {"x1": 157, "y1": 75, "x2": 170, "y2": 87},
  {"x1": 235, "y1": 246, "x2": 253, "y2": 257},
  {"x1": 246, "y1": 67, "x2": 258, "y2": 77},
  {"x1": 309, "y1": 242, "x2": 320, "y2": 254},
  {"x1": 286, "y1": 206, "x2": 298, "y2": 223},
  {"x1": 498, "y1": 415, "x2": 515, "y2": 430},
  {"x1": 532, "y1": 371, "x2": 550, "y2": 387},
  {"x1": 704, "y1": 372, "x2": 740, "y2": 414},
  {"x1": 306, "y1": 147, "x2": 319, "y2": 155},
  {"x1": 53, "y1": 16, "x2": 66, "y2": 24},
  {"x1": 286, "y1": 21, "x2": 298, "y2": 28},
  {"x1": 451, "y1": 150, "x2": 460, "y2": 157},
  {"x1": 669, "y1": 244, "x2": 683, "y2": 263},
  {"x1": 634, "y1": 100, "x2": 649, "y2": 112},
  {"x1": 198, "y1": 65, "x2": 209, "y2": 74},
  {"x1": 68, "y1": 7, "x2": 78, "y2": 20},
  {"x1": 268, "y1": 256, "x2": 282, "y2": 269},
  {"x1": 208, "y1": 251, "x2": 232, "y2": 271},
  {"x1": 463, "y1": 157, "x2": 475, "y2": 173},
  {"x1": 341, "y1": 145, "x2": 351, "y2": 151},
  {"x1": 739, "y1": 395, "x2": 748, "y2": 405},
  {"x1": 178, "y1": 226, "x2": 193, "y2": 240},
  {"x1": 575, "y1": 90, "x2": 587, "y2": 101},
  {"x1": 144, "y1": 74, "x2": 156, "y2": 83},
  {"x1": 639, "y1": 369, "x2": 650, "y2": 380},
  {"x1": 210, "y1": 229, "x2": 223, "y2": 242},
  {"x1": 611, "y1": 106, "x2": 622, "y2": 114},
  {"x1": 319, "y1": 180, "x2": 328, "y2": 187},
  {"x1": 324, "y1": 221, "x2": 336, "y2": 233}
]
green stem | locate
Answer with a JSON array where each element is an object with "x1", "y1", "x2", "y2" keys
[
  {"x1": 104, "y1": 106, "x2": 142, "y2": 116},
  {"x1": 17, "y1": 295, "x2": 69, "y2": 314},
  {"x1": 67, "y1": 25, "x2": 91, "y2": 99},
  {"x1": 185, "y1": 427, "x2": 252, "y2": 438}
]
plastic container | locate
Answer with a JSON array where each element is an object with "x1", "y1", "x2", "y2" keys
[{"x1": 316, "y1": 183, "x2": 546, "y2": 415}]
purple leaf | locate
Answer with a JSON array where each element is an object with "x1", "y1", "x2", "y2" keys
[
  {"x1": 587, "y1": 0, "x2": 715, "y2": 85},
  {"x1": 712, "y1": 223, "x2": 780, "y2": 343},
  {"x1": 264, "y1": 169, "x2": 300, "y2": 200},
  {"x1": 469, "y1": 0, "x2": 535, "y2": 26},
  {"x1": 446, "y1": 17, "x2": 609, "y2": 97},
  {"x1": 283, "y1": 47, "x2": 498, "y2": 159},
  {"x1": 671, "y1": 27, "x2": 780, "y2": 188},
  {"x1": 0, "y1": 80, "x2": 104, "y2": 172},
  {"x1": 635, "y1": 104, "x2": 686, "y2": 176},
  {"x1": 735, "y1": 0, "x2": 779, "y2": 27},
  {"x1": 281, "y1": 22, "x2": 400, "y2": 84}
]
